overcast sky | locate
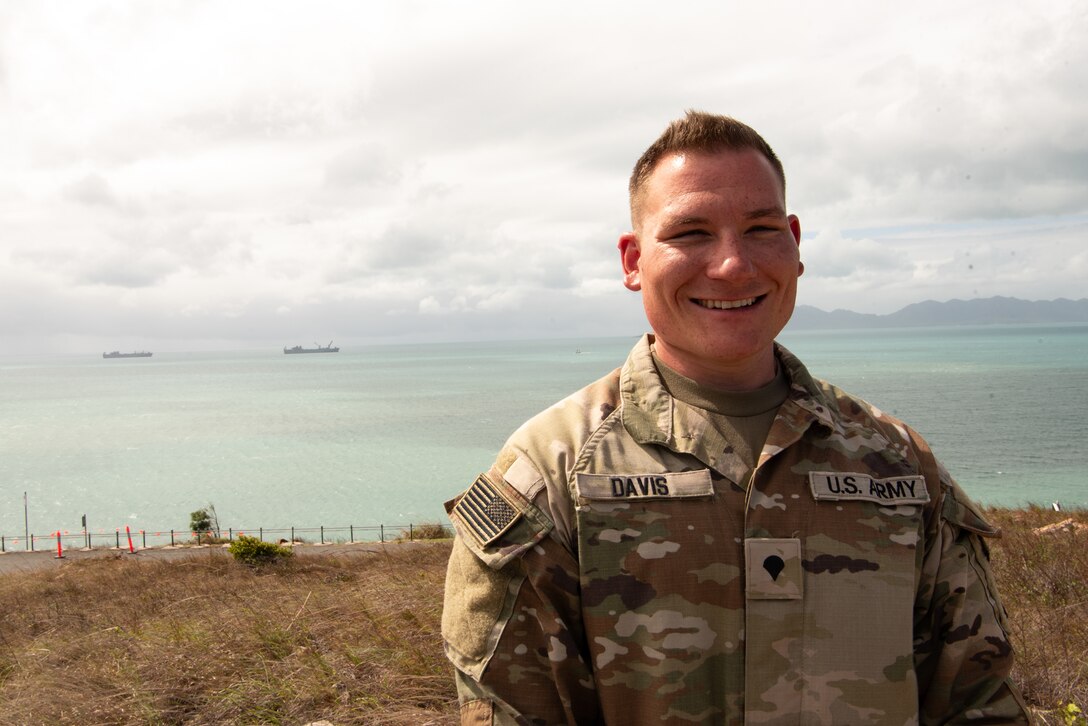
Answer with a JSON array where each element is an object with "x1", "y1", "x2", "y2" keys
[{"x1": 2, "y1": 1, "x2": 1085, "y2": 354}]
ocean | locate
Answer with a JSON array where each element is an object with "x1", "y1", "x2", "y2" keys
[{"x1": 1, "y1": 325, "x2": 1086, "y2": 544}]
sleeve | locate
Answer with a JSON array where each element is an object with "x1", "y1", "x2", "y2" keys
[
  {"x1": 441, "y1": 470, "x2": 601, "y2": 725},
  {"x1": 913, "y1": 472, "x2": 1032, "y2": 725}
]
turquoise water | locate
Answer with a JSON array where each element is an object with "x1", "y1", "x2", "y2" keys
[{"x1": 1, "y1": 325, "x2": 1085, "y2": 541}]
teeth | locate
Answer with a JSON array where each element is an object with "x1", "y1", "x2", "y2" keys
[{"x1": 697, "y1": 297, "x2": 757, "y2": 310}]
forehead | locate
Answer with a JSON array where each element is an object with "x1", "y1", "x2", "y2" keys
[{"x1": 642, "y1": 149, "x2": 785, "y2": 216}]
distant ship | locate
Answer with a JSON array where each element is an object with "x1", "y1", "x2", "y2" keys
[
  {"x1": 103, "y1": 351, "x2": 153, "y2": 359},
  {"x1": 284, "y1": 341, "x2": 340, "y2": 354}
]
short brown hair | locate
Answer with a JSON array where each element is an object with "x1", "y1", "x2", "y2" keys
[{"x1": 628, "y1": 110, "x2": 785, "y2": 224}]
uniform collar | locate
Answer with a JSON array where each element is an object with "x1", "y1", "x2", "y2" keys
[{"x1": 620, "y1": 334, "x2": 848, "y2": 467}]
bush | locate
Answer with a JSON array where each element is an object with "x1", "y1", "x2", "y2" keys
[
  {"x1": 228, "y1": 535, "x2": 294, "y2": 566},
  {"x1": 399, "y1": 522, "x2": 450, "y2": 541},
  {"x1": 190, "y1": 504, "x2": 221, "y2": 544}
]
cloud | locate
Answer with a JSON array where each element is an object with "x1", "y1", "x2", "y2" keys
[
  {"x1": 323, "y1": 144, "x2": 404, "y2": 190},
  {"x1": 63, "y1": 173, "x2": 118, "y2": 207},
  {"x1": 797, "y1": 216, "x2": 1088, "y2": 314},
  {"x1": 0, "y1": 0, "x2": 1085, "y2": 352},
  {"x1": 79, "y1": 252, "x2": 174, "y2": 289},
  {"x1": 803, "y1": 229, "x2": 913, "y2": 282}
]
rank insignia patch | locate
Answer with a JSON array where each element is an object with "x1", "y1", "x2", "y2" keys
[{"x1": 453, "y1": 474, "x2": 522, "y2": 548}]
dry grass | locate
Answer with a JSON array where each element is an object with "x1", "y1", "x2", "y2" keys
[
  {"x1": 0, "y1": 509, "x2": 1084, "y2": 725},
  {"x1": 396, "y1": 523, "x2": 451, "y2": 542},
  {"x1": 0, "y1": 543, "x2": 457, "y2": 725},
  {"x1": 987, "y1": 506, "x2": 1088, "y2": 725}
]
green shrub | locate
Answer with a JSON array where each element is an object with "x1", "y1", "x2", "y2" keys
[
  {"x1": 189, "y1": 503, "x2": 221, "y2": 544},
  {"x1": 399, "y1": 522, "x2": 450, "y2": 541},
  {"x1": 228, "y1": 535, "x2": 293, "y2": 566},
  {"x1": 1062, "y1": 702, "x2": 1087, "y2": 726}
]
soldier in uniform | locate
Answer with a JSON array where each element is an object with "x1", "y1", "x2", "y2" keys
[{"x1": 441, "y1": 111, "x2": 1031, "y2": 724}]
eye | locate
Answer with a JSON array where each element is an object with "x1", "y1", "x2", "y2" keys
[
  {"x1": 746, "y1": 224, "x2": 784, "y2": 237},
  {"x1": 668, "y1": 229, "x2": 710, "y2": 242}
]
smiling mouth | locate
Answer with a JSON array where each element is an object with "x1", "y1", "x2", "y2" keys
[{"x1": 694, "y1": 296, "x2": 760, "y2": 310}]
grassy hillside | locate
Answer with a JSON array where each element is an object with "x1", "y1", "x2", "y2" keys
[
  {"x1": 986, "y1": 506, "x2": 1088, "y2": 724},
  {"x1": 0, "y1": 543, "x2": 456, "y2": 725},
  {"x1": 0, "y1": 508, "x2": 1084, "y2": 725}
]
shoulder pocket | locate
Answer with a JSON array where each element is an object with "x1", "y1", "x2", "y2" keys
[
  {"x1": 941, "y1": 479, "x2": 999, "y2": 538},
  {"x1": 443, "y1": 472, "x2": 554, "y2": 678},
  {"x1": 447, "y1": 472, "x2": 554, "y2": 570},
  {"x1": 939, "y1": 480, "x2": 1011, "y2": 633}
]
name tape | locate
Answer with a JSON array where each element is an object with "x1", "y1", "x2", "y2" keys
[
  {"x1": 576, "y1": 469, "x2": 713, "y2": 500},
  {"x1": 809, "y1": 471, "x2": 929, "y2": 505}
]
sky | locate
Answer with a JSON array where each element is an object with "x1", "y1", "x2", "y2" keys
[{"x1": 1, "y1": 1, "x2": 1085, "y2": 354}]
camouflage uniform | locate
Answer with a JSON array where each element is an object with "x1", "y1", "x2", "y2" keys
[{"x1": 443, "y1": 335, "x2": 1030, "y2": 725}]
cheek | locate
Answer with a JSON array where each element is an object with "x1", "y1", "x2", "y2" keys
[
  {"x1": 644, "y1": 251, "x2": 695, "y2": 284},
  {"x1": 756, "y1": 246, "x2": 801, "y2": 280}
]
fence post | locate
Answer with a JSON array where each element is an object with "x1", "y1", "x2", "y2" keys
[
  {"x1": 31, "y1": 534, "x2": 35, "y2": 552},
  {"x1": 410, "y1": 523, "x2": 414, "y2": 541},
  {"x1": 229, "y1": 528, "x2": 233, "y2": 542},
  {"x1": 170, "y1": 530, "x2": 175, "y2": 546},
  {"x1": 350, "y1": 525, "x2": 354, "y2": 542},
  {"x1": 291, "y1": 526, "x2": 295, "y2": 543},
  {"x1": 320, "y1": 526, "x2": 324, "y2": 544},
  {"x1": 115, "y1": 530, "x2": 120, "y2": 549},
  {"x1": 1, "y1": 536, "x2": 4, "y2": 553},
  {"x1": 142, "y1": 531, "x2": 147, "y2": 548},
  {"x1": 259, "y1": 527, "x2": 263, "y2": 542},
  {"x1": 380, "y1": 524, "x2": 384, "y2": 543}
]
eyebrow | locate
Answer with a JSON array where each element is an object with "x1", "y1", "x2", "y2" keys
[
  {"x1": 669, "y1": 215, "x2": 712, "y2": 227},
  {"x1": 745, "y1": 206, "x2": 786, "y2": 219},
  {"x1": 665, "y1": 207, "x2": 786, "y2": 227}
]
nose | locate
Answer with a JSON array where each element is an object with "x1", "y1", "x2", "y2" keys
[{"x1": 705, "y1": 234, "x2": 756, "y2": 280}]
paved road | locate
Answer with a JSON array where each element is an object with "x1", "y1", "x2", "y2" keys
[{"x1": 0, "y1": 540, "x2": 440, "y2": 576}]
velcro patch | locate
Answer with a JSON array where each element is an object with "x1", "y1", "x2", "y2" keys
[
  {"x1": 576, "y1": 469, "x2": 713, "y2": 500},
  {"x1": 452, "y1": 474, "x2": 522, "y2": 548},
  {"x1": 809, "y1": 471, "x2": 929, "y2": 505}
]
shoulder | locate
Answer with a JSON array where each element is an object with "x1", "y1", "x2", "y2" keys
[
  {"x1": 445, "y1": 352, "x2": 631, "y2": 565},
  {"x1": 779, "y1": 343, "x2": 931, "y2": 455},
  {"x1": 821, "y1": 378, "x2": 921, "y2": 447},
  {"x1": 506, "y1": 365, "x2": 623, "y2": 462},
  {"x1": 784, "y1": 347, "x2": 997, "y2": 537}
]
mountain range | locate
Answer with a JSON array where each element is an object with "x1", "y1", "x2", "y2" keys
[{"x1": 787, "y1": 296, "x2": 1088, "y2": 330}]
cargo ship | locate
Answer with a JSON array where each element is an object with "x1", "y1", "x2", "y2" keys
[
  {"x1": 103, "y1": 351, "x2": 153, "y2": 359},
  {"x1": 283, "y1": 341, "x2": 340, "y2": 354}
]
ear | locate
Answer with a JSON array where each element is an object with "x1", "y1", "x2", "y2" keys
[
  {"x1": 788, "y1": 214, "x2": 804, "y2": 277},
  {"x1": 618, "y1": 233, "x2": 642, "y2": 291}
]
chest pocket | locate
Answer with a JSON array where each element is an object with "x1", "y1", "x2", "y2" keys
[
  {"x1": 575, "y1": 470, "x2": 736, "y2": 598},
  {"x1": 743, "y1": 491, "x2": 925, "y2": 724},
  {"x1": 574, "y1": 469, "x2": 748, "y2": 719}
]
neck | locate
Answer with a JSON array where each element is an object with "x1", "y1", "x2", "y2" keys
[{"x1": 652, "y1": 340, "x2": 777, "y2": 392}]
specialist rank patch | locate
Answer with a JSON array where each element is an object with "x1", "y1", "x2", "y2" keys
[{"x1": 809, "y1": 471, "x2": 929, "y2": 505}]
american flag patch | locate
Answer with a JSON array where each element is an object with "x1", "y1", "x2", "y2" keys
[{"x1": 453, "y1": 474, "x2": 521, "y2": 547}]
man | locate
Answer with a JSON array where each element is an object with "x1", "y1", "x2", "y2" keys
[{"x1": 442, "y1": 111, "x2": 1030, "y2": 724}]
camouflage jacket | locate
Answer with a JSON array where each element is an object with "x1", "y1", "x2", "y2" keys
[{"x1": 442, "y1": 335, "x2": 1030, "y2": 725}]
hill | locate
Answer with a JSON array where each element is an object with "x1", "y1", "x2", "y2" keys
[
  {"x1": 788, "y1": 296, "x2": 1088, "y2": 330},
  {"x1": 0, "y1": 509, "x2": 1084, "y2": 723}
]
